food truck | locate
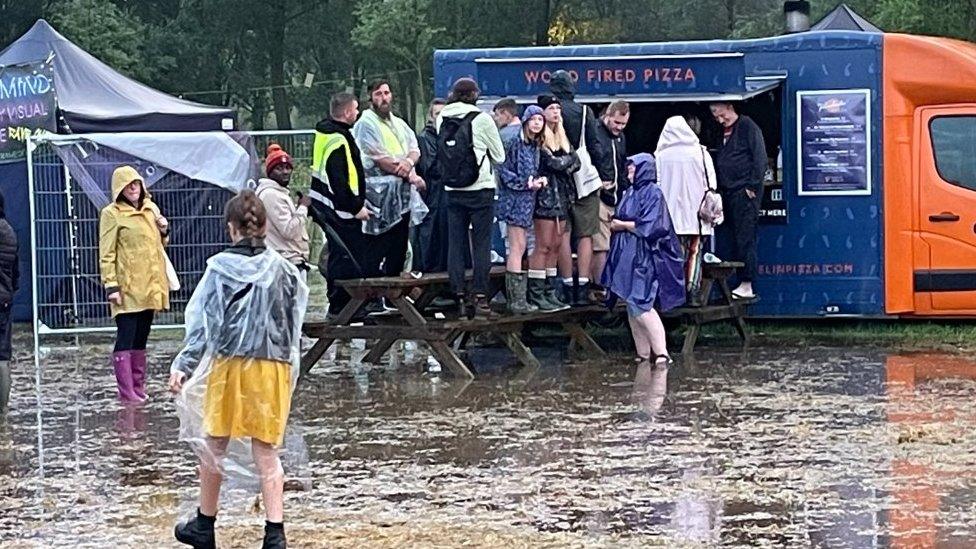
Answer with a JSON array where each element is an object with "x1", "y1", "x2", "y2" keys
[{"x1": 433, "y1": 17, "x2": 976, "y2": 318}]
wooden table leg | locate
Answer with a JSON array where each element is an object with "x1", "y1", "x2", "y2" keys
[
  {"x1": 717, "y1": 279, "x2": 750, "y2": 345},
  {"x1": 681, "y1": 323, "x2": 701, "y2": 357},
  {"x1": 392, "y1": 295, "x2": 476, "y2": 378},
  {"x1": 563, "y1": 322, "x2": 607, "y2": 359},
  {"x1": 363, "y1": 338, "x2": 398, "y2": 364},
  {"x1": 299, "y1": 297, "x2": 366, "y2": 379},
  {"x1": 498, "y1": 331, "x2": 542, "y2": 369}
]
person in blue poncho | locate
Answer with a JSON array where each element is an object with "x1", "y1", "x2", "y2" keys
[{"x1": 601, "y1": 153, "x2": 685, "y2": 367}]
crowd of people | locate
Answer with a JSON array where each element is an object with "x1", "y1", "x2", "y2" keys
[{"x1": 86, "y1": 71, "x2": 768, "y2": 547}]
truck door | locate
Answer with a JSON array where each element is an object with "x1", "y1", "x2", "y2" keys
[{"x1": 914, "y1": 106, "x2": 976, "y2": 313}]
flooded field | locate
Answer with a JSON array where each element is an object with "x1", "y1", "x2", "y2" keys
[{"x1": 3, "y1": 330, "x2": 976, "y2": 547}]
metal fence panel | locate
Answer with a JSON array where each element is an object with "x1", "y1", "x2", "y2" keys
[{"x1": 28, "y1": 130, "x2": 315, "y2": 334}]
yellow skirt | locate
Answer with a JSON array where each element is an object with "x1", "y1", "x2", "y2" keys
[{"x1": 203, "y1": 356, "x2": 292, "y2": 446}]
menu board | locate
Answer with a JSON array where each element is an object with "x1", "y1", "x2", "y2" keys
[
  {"x1": 0, "y1": 58, "x2": 58, "y2": 163},
  {"x1": 796, "y1": 89, "x2": 871, "y2": 196}
]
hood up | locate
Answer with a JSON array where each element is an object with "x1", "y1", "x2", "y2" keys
[
  {"x1": 110, "y1": 165, "x2": 146, "y2": 202},
  {"x1": 550, "y1": 70, "x2": 575, "y2": 100},
  {"x1": 655, "y1": 116, "x2": 700, "y2": 152},
  {"x1": 629, "y1": 153, "x2": 657, "y2": 189}
]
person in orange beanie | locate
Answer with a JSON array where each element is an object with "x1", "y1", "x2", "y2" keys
[{"x1": 256, "y1": 144, "x2": 311, "y2": 278}]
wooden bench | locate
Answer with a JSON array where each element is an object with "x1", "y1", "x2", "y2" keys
[
  {"x1": 300, "y1": 262, "x2": 755, "y2": 378},
  {"x1": 300, "y1": 266, "x2": 605, "y2": 379}
]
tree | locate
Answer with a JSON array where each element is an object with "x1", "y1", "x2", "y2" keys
[{"x1": 48, "y1": 0, "x2": 154, "y2": 80}]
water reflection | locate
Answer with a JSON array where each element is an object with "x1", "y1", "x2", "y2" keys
[{"x1": 3, "y1": 340, "x2": 976, "y2": 546}]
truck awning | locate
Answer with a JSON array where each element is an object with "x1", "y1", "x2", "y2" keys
[{"x1": 477, "y1": 75, "x2": 785, "y2": 105}]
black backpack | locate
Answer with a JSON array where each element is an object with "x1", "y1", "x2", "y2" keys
[{"x1": 436, "y1": 111, "x2": 484, "y2": 188}]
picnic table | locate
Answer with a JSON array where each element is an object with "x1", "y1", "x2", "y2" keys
[
  {"x1": 300, "y1": 262, "x2": 755, "y2": 378},
  {"x1": 300, "y1": 266, "x2": 606, "y2": 379}
]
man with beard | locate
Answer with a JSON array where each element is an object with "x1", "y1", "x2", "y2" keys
[
  {"x1": 256, "y1": 144, "x2": 311, "y2": 278},
  {"x1": 352, "y1": 79, "x2": 426, "y2": 277}
]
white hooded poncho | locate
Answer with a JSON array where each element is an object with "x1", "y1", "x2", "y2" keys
[{"x1": 655, "y1": 116, "x2": 719, "y2": 236}]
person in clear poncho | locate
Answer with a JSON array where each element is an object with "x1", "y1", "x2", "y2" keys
[{"x1": 168, "y1": 190, "x2": 308, "y2": 549}]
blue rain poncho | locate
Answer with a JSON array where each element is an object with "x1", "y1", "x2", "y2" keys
[
  {"x1": 601, "y1": 153, "x2": 685, "y2": 313},
  {"x1": 171, "y1": 239, "x2": 309, "y2": 478}
]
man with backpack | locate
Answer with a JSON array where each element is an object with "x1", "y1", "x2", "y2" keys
[{"x1": 435, "y1": 77, "x2": 505, "y2": 318}]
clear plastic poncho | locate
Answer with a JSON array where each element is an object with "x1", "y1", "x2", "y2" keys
[
  {"x1": 171, "y1": 246, "x2": 309, "y2": 480},
  {"x1": 363, "y1": 174, "x2": 429, "y2": 235}
]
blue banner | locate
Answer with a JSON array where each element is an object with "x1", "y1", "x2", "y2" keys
[
  {"x1": 475, "y1": 54, "x2": 745, "y2": 97},
  {"x1": 797, "y1": 89, "x2": 872, "y2": 195}
]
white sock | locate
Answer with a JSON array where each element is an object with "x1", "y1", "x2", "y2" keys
[
  {"x1": 528, "y1": 269, "x2": 546, "y2": 279},
  {"x1": 546, "y1": 268, "x2": 558, "y2": 278},
  {"x1": 578, "y1": 277, "x2": 589, "y2": 286},
  {"x1": 562, "y1": 277, "x2": 574, "y2": 285}
]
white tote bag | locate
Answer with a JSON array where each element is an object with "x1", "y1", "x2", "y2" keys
[
  {"x1": 572, "y1": 105, "x2": 603, "y2": 199},
  {"x1": 163, "y1": 249, "x2": 181, "y2": 292}
]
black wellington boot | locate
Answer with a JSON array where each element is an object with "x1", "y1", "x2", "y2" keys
[
  {"x1": 263, "y1": 521, "x2": 286, "y2": 548},
  {"x1": 174, "y1": 509, "x2": 216, "y2": 549}
]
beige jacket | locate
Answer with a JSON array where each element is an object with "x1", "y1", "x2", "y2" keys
[{"x1": 256, "y1": 178, "x2": 310, "y2": 265}]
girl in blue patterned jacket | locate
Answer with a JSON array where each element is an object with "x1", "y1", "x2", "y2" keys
[{"x1": 496, "y1": 105, "x2": 546, "y2": 314}]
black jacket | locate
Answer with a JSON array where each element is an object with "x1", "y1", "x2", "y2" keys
[
  {"x1": 594, "y1": 121, "x2": 630, "y2": 207},
  {"x1": 416, "y1": 122, "x2": 444, "y2": 209},
  {"x1": 714, "y1": 115, "x2": 767, "y2": 195},
  {"x1": 310, "y1": 118, "x2": 367, "y2": 224},
  {"x1": 0, "y1": 218, "x2": 17, "y2": 306},
  {"x1": 550, "y1": 72, "x2": 606, "y2": 167},
  {"x1": 535, "y1": 149, "x2": 580, "y2": 219}
]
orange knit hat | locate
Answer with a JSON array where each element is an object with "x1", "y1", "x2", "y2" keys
[{"x1": 265, "y1": 144, "x2": 292, "y2": 174}]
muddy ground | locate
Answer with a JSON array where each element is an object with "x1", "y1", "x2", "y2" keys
[{"x1": 2, "y1": 329, "x2": 976, "y2": 547}]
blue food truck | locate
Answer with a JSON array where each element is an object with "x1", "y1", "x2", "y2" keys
[{"x1": 433, "y1": 22, "x2": 976, "y2": 318}]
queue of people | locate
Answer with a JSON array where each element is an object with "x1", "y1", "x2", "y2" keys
[{"x1": 83, "y1": 74, "x2": 768, "y2": 547}]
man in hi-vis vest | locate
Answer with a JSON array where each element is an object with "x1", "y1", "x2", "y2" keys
[{"x1": 309, "y1": 92, "x2": 373, "y2": 319}]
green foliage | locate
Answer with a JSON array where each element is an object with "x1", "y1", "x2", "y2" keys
[
  {"x1": 48, "y1": 0, "x2": 152, "y2": 80},
  {"x1": 4, "y1": 0, "x2": 976, "y2": 130}
]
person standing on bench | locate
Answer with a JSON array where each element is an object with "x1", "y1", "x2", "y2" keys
[
  {"x1": 436, "y1": 77, "x2": 505, "y2": 319},
  {"x1": 709, "y1": 102, "x2": 767, "y2": 300},
  {"x1": 308, "y1": 92, "x2": 373, "y2": 321},
  {"x1": 656, "y1": 115, "x2": 720, "y2": 306},
  {"x1": 602, "y1": 154, "x2": 684, "y2": 368},
  {"x1": 496, "y1": 105, "x2": 547, "y2": 315}
]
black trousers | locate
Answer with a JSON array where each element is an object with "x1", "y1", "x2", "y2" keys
[
  {"x1": 447, "y1": 189, "x2": 494, "y2": 295},
  {"x1": 722, "y1": 188, "x2": 760, "y2": 281},
  {"x1": 412, "y1": 205, "x2": 450, "y2": 273},
  {"x1": 371, "y1": 215, "x2": 410, "y2": 277},
  {"x1": 322, "y1": 216, "x2": 373, "y2": 315},
  {"x1": 115, "y1": 309, "x2": 154, "y2": 352}
]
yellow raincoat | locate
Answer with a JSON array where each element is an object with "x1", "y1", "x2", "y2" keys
[{"x1": 98, "y1": 166, "x2": 170, "y2": 317}]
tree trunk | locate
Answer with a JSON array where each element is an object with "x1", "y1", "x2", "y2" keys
[
  {"x1": 725, "y1": 0, "x2": 736, "y2": 36},
  {"x1": 251, "y1": 90, "x2": 267, "y2": 130},
  {"x1": 536, "y1": 0, "x2": 551, "y2": 46},
  {"x1": 269, "y1": 34, "x2": 292, "y2": 130}
]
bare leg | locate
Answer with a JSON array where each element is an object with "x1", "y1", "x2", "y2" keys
[
  {"x1": 577, "y1": 235, "x2": 593, "y2": 283},
  {"x1": 592, "y1": 251, "x2": 608, "y2": 286},
  {"x1": 557, "y1": 226, "x2": 573, "y2": 278},
  {"x1": 528, "y1": 220, "x2": 553, "y2": 271},
  {"x1": 200, "y1": 437, "x2": 229, "y2": 516},
  {"x1": 637, "y1": 309, "x2": 668, "y2": 360},
  {"x1": 506, "y1": 226, "x2": 527, "y2": 273},
  {"x1": 628, "y1": 315, "x2": 651, "y2": 360},
  {"x1": 252, "y1": 439, "x2": 284, "y2": 523}
]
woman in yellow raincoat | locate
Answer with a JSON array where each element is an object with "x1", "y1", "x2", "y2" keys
[{"x1": 99, "y1": 165, "x2": 170, "y2": 402}]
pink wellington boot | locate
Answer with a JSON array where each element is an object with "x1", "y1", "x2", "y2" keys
[
  {"x1": 130, "y1": 350, "x2": 148, "y2": 401},
  {"x1": 112, "y1": 351, "x2": 142, "y2": 403}
]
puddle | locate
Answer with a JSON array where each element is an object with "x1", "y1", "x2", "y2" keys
[{"x1": 3, "y1": 333, "x2": 976, "y2": 547}]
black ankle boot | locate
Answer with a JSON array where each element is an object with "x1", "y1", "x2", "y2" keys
[
  {"x1": 263, "y1": 521, "x2": 286, "y2": 548},
  {"x1": 174, "y1": 508, "x2": 216, "y2": 549}
]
